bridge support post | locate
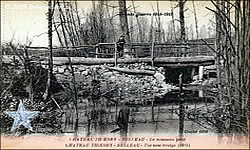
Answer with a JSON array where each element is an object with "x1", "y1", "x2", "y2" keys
[
  {"x1": 191, "y1": 67, "x2": 196, "y2": 80},
  {"x1": 198, "y1": 66, "x2": 204, "y2": 80},
  {"x1": 114, "y1": 42, "x2": 117, "y2": 67},
  {"x1": 95, "y1": 44, "x2": 99, "y2": 58}
]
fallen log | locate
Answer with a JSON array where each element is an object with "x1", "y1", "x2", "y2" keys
[
  {"x1": 39, "y1": 56, "x2": 215, "y2": 66},
  {"x1": 104, "y1": 66, "x2": 155, "y2": 76}
]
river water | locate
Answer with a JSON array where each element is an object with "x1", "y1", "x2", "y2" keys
[{"x1": 60, "y1": 89, "x2": 217, "y2": 137}]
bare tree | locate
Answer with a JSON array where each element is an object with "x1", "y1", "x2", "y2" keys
[
  {"x1": 179, "y1": 0, "x2": 186, "y2": 42},
  {"x1": 118, "y1": 0, "x2": 131, "y2": 44},
  {"x1": 105, "y1": 0, "x2": 116, "y2": 42},
  {"x1": 171, "y1": 1, "x2": 176, "y2": 42},
  {"x1": 132, "y1": 0, "x2": 143, "y2": 42},
  {"x1": 55, "y1": 0, "x2": 79, "y2": 133},
  {"x1": 192, "y1": 0, "x2": 200, "y2": 54},
  {"x1": 43, "y1": 0, "x2": 54, "y2": 101},
  {"x1": 207, "y1": 0, "x2": 249, "y2": 134},
  {"x1": 156, "y1": 0, "x2": 161, "y2": 43}
]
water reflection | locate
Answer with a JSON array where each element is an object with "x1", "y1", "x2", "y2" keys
[
  {"x1": 151, "y1": 99, "x2": 155, "y2": 122},
  {"x1": 178, "y1": 98, "x2": 185, "y2": 137},
  {"x1": 61, "y1": 98, "x2": 214, "y2": 137},
  {"x1": 118, "y1": 106, "x2": 129, "y2": 136}
]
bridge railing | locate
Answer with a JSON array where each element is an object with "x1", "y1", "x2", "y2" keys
[
  {"x1": 8, "y1": 41, "x2": 214, "y2": 58},
  {"x1": 23, "y1": 45, "x2": 95, "y2": 57},
  {"x1": 98, "y1": 42, "x2": 214, "y2": 58}
]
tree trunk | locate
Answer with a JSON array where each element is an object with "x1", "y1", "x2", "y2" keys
[
  {"x1": 156, "y1": 0, "x2": 161, "y2": 43},
  {"x1": 234, "y1": 0, "x2": 241, "y2": 119},
  {"x1": 118, "y1": 0, "x2": 131, "y2": 44},
  {"x1": 215, "y1": 0, "x2": 223, "y2": 106},
  {"x1": 171, "y1": 2, "x2": 176, "y2": 42},
  {"x1": 241, "y1": 0, "x2": 250, "y2": 132},
  {"x1": 192, "y1": 0, "x2": 199, "y2": 54},
  {"x1": 179, "y1": 0, "x2": 186, "y2": 42},
  {"x1": 105, "y1": 1, "x2": 116, "y2": 42},
  {"x1": 244, "y1": 0, "x2": 250, "y2": 133},
  {"x1": 132, "y1": 0, "x2": 143, "y2": 42},
  {"x1": 43, "y1": 0, "x2": 53, "y2": 101}
]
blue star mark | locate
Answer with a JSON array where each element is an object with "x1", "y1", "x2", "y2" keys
[{"x1": 5, "y1": 100, "x2": 38, "y2": 132}]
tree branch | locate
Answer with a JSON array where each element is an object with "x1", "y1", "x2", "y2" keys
[{"x1": 208, "y1": 0, "x2": 236, "y2": 29}]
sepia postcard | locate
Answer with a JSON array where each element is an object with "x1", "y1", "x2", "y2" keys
[{"x1": 1, "y1": 0, "x2": 249, "y2": 149}]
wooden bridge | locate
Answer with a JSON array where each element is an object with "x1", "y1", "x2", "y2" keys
[
  {"x1": 2, "y1": 38, "x2": 216, "y2": 82},
  {"x1": 20, "y1": 38, "x2": 215, "y2": 67}
]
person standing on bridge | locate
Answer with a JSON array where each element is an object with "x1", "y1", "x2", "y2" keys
[{"x1": 117, "y1": 35, "x2": 125, "y2": 58}]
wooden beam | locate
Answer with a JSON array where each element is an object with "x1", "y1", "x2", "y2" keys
[
  {"x1": 39, "y1": 56, "x2": 215, "y2": 66},
  {"x1": 104, "y1": 66, "x2": 155, "y2": 75}
]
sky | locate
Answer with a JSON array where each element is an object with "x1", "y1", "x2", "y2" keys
[{"x1": 1, "y1": 1, "x2": 215, "y2": 47}]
